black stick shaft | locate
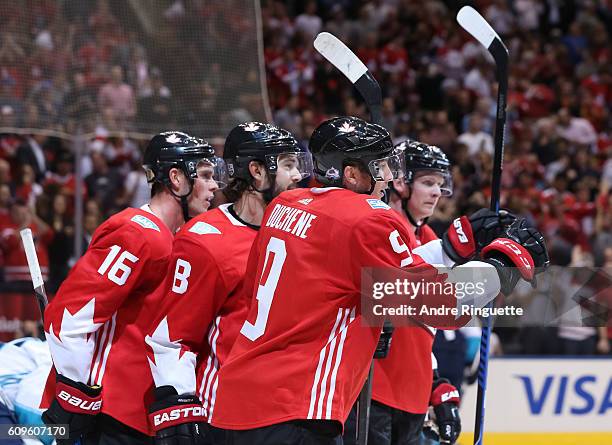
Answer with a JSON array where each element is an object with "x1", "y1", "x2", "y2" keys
[{"x1": 474, "y1": 37, "x2": 508, "y2": 445}]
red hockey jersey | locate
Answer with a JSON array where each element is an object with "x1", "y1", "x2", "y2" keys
[
  {"x1": 209, "y1": 188, "x2": 463, "y2": 430},
  {"x1": 41, "y1": 206, "x2": 173, "y2": 434},
  {"x1": 145, "y1": 204, "x2": 257, "y2": 420},
  {"x1": 372, "y1": 221, "x2": 440, "y2": 414}
]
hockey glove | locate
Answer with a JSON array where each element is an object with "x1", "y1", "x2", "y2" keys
[
  {"x1": 430, "y1": 378, "x2": 461, "y2": 444},
  {"x1": 42, "y1": 373, "x2": 101, "y2": 441},
  {"x1": 149, "y1": 386, "x2": 208, "y2": 445},
  {"x1": 481, "y1": 219, "x2": 549, "y2": 295},
  {"x1": 442, "y1": 209, "x2": 516, "y2": 263}
]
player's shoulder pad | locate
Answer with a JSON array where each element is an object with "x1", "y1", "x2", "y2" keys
[{"x1": 96, "y1": 209, "x2": 171, "y2": 257}]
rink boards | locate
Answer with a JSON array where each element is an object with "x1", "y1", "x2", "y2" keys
[{"x1": 458, "y1": 357, "x2": 612, "y2": 444}]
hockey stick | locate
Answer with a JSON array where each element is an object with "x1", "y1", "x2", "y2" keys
[
  {"x1": 456, "y1": 6, "x2": 509, "y2": 445},
  {"x1": 20, "y1": 229, "x2": 83, "y2": 445},
  {"x1": 314, "y1": 32, "x2": 383, "y2": 124},
  {"x1": 20, "y1": 228, "x2": 48, "y2": 320},
  {"x1": 314, "y1": 31, "x2": 383, "y2": 445}
]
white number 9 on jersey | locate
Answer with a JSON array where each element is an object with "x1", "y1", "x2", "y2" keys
[
  {"x1": 98, "y1": 245, "x2": 139, "y2": 286},
  {"x1": 389, "y1": 230, "x2": 413, "y2": 267},
  {"x1": 241, "y1": 237, "x2": 287, "y2": 341}
]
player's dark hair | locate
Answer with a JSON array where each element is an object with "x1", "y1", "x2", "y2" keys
[
  {"x1": 221, "y1": 160, "x2": 266, "y2": 203},
  {"x1": 151, "y1": 181, "x2": 165, "y2": 198}
]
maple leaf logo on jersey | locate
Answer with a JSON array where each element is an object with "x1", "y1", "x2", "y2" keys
[
  {"x1": 243, "y1": 122, "x2": 260, "y2": 132},
  {"x1": 46, "y1": 298, "x2": 103, "y2": 384},
  {"x1": 165, "y1": 133, "x2": 182, "y2": 144},
  {"x1": 145, "y1": 318, "x2": 197, "y2": 393},
  {"x1": 298, "y1": 198, "x2": 313, "y2": 205},
  {"x1": 338, "y1": 122, "x2": 355, "y2": 133}
]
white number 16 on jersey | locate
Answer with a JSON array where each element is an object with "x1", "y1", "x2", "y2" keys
[{"x1": 241, "y1": 237, "x2": 287, "y2": 341}]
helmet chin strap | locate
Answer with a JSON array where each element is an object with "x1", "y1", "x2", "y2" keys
[
  {"x1": 251, "y1": 172, "x2": 276, "y2": 204},
  {"x1": 401, "y1": 184, "x2": 427, "y2": 236},
  {"x1": 168, "y1": 181, "x2": 194, "y2": 223}
]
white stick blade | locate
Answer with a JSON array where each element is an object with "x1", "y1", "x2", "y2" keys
[
  {"x1": 456, "y1": 6, "x2": 499, "y2": 49},
  {"x1": 314, "y1": 32, "x2": 368, "y2": 84},
  {"x1": 20, "y1": 228, "x2": 44, "y2": 289}
]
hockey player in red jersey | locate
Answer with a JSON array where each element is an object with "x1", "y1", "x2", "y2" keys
[
  {"x1": 208, "y1": 117, "x2": 548, "y2": 444},
  {"x1": 145, "y1": 122, "x2": 312, "y2": 444},
  {"x1": 40, "y1": 132, "x2": 227, "y2": 444},
  {"x1": 344, "y1": 140, "x2": 463, "y2": 445}
]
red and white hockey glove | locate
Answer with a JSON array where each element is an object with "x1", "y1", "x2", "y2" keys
[
  {"x1": 430, "y1": 378, "x2": 461, "y2": 444},
  {"x1": 442, "y1": 209, "x2": 516, "y2": 263},
  {"x1": 42, "y1": 373, "x2": 102, "y2": 441},
  {"x1": 149, "y1": 386, "x2": 208, "y2": 445},
  {"x1": 482, "y1": 219, "x2": 549, "y2": 295}
]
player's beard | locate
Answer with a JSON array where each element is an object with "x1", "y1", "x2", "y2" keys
[{"x1": 272, "y1": 180, "x2": 298, "y2": 199}]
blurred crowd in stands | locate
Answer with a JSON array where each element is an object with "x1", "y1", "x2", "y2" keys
[
  {"x1": 0, "y1": 0, "x2": 610, "y2": 352},
  {"x1": 0, "y1": 0, "x2": 177, "y2": 134}
]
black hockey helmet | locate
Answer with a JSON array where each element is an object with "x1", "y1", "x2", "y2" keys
[
  {"x1": 223, "y1": 122, "x2": 312, "y2": 181},
  {"x1": 143, "y1": 131, "x2": 228, "y2": 221},
  {"x1": 396, "y1": 140, "x2": 452, "y2": 196},
  {"x1": 143, "y1": 131, "x2": 227, "y2": 188},
  {"x1": 309, "y1": 116, "x2": 404, "y2": 186}
]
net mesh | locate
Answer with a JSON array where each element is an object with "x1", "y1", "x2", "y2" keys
[{"x1": 0, "y1": 0, "x2": 270, "y2": 139}]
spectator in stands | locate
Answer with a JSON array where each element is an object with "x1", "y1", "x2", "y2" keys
[
  {"x1": 45, "y1": 150, "x2": 82, "y2": 199},
  {"x1": 464, "y1": 57, "x2": 492, "y2": 99},
  {"x1": 14, "y1": 164, "x2": 43, "y2": 209},
  {"x1": 98, "y1": 65, "x2": 136, "y2": 123},
  {"x1": 137, "y1": 68, "x2": 173, "y2": 130},
  {"x1": 123, "y1": 166, "x2": 149, "y2": 209},
  {"x1": 81, "y1": 210, "x2": 100, "y2": 252},
  {"x1": 46, "y1": 193, "x2": 73, "y2": 292},
  {"x1": 1, "y1": 199, "x2": 51, "y2": 283},
  {"x1": 324, "y1": 5, "x2": 357, "y2": 47},
  {"x1": 0, "y1": 75, "x2": 24, "y2": 127},
  {"x1": 64, "y1": 72, "x2": 96, "y2": 123},
  {"x1": 457, "y1": 113, "x2": 494, "y2": 156},
  {"x1": 16, "y1": 135, "x2": 47, "y2": 182},
  {"x1": 105, "y1": 136, "x2": 139, "y2": 176},
  {"x1": 556, "y1": 107, "x2": 598, "y2": 147},
  {"x1": 294, "y1": 1, "x2": 322, "y2": 42},
  {"x1": 0, "y1": 183, "x2": 12, "y2": 231},
  {"x1": 0, "y1": 159, "x2": 11, "y2": 187},
  {"x1": 85, "y1": 150, "x2": 123, "y2": 216}
]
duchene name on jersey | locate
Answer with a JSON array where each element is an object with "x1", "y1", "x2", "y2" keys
[{"x1": 265, "y1": 204, "x2": 317, "y2": 239}]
